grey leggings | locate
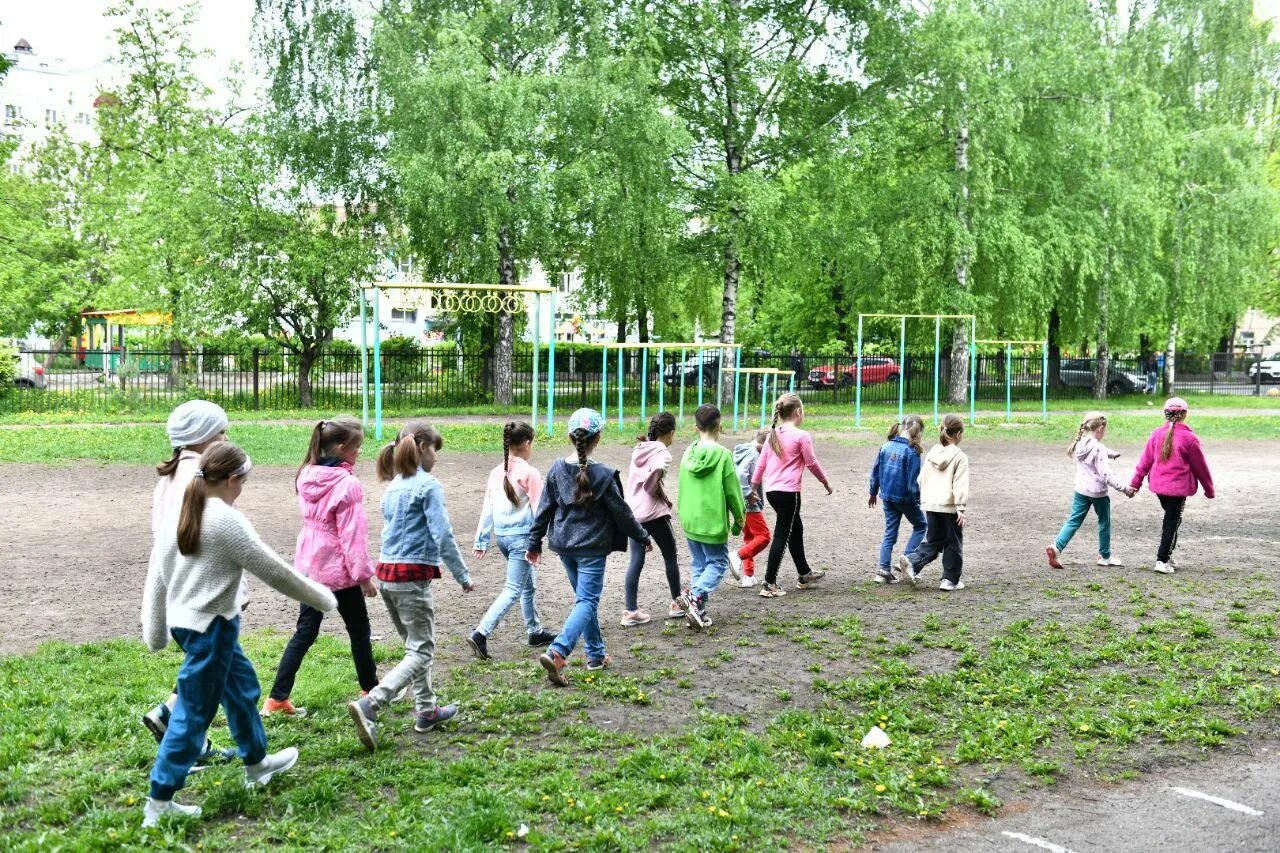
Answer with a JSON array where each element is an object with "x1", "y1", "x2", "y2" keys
[{"x1": 625, "y1": 517, "x2": 681, "y2": 610}]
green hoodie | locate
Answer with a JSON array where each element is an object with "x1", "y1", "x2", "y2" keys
[{"x1": 677, "y1": 439, "x2": 746, "y2": 544}]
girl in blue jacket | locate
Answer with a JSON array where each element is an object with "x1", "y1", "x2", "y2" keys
[{"x1": 867, "y1": 415, "x2": 927, "y2": 584}]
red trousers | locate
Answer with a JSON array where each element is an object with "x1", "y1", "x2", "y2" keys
[{"x1": 737, "y1": 512, "x2": 772, "y2": 577}]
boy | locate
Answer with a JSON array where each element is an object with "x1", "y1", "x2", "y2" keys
[{"x1": 729, "y1": 429, "x2": 771, "y2": 588}]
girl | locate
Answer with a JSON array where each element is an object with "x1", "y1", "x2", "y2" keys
[
  {"x1": 1046, "y1": 412, "x2": 1134, "y2": 571},
  {"x1": 622, "y1": 412, "x2": 682, "y2": 626},
  {"x1": 868, "y1": 415, "x2": 927, "y2": 584},
  {"x1": 141, "y1": 443, "x2": 337, "y2": 828},
  {"x1": 750, "y1": 393, "x2": 833, "y2": 597},
  {"x1": 142, "y1": 399, "x2": 237, "y2": 766},
  {"x1": 468, "y1": 422, "x2": 558, "y2": 660},
  {"x1": 348, "y1": 422, "x2": 474, "y2": 751},
  {"x1": 263, "y1": 416, "x2": 378, "y2": 718},
  {"x1": 729, "y1": 429, "x2": 772, "y2": 588},
  {"x1": 1128, "y1": 398, "x2": 1215, "y2": 574},
  {"x1": 897, "y1": 415, "x2": 970, "y2": 591},
  {"x1": 528, "y1": 408, "x2": 652, "y2": 688},
  {"x1": 675, "y1": 404, "x2": 745, "y2": 630}
]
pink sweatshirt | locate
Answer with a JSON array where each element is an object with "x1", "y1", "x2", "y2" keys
[
  {"x1": 1129, "y1": 422, "x2": 1215, "y2": 499},
  {"x1": 625, "y1": 440, "x2": 674, "y2": 523},
  {"x1": 751, "y1": 423, "x2": 830, "y2": 493},
  {"x1": 294, "y1": 462, "x2": 374, "y2": 591}
]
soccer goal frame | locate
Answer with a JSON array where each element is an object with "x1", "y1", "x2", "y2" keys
[
  {"x1": 598, "y1": 342, "x2": 744, "y2": 432},
  {"x1": 972, "y1": 339, "x2": 1049, "y2": 424},
  {"x1": 855, "y1": 313, "x2": 977, "y2": 428}
]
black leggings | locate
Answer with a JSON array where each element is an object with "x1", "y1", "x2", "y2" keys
[
  {"x1": 626, "y1": 516, "x2": 681, "y2": 610},
  {"x1": 270, "y1": 585, "x2": 377, "y2": 700},
  {"x1": 1157, "y1": 495, "x2": 1186, "y2": 564},
  {"x1": 765, "y1": 491, "x2": 811, "y2": 585}
]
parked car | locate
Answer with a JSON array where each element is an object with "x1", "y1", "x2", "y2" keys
[
  {"x1": 1057, "y1": 358, "x2": 1145, "y2": 394},
  {"x1": 808, "y1": 357, "x2": 900, "y2": 388},
  {"x1": 12, "y1": 350, "x2": 46, "y2": 390},
  {"x1": 1248, "y1": 354, "x2": 1280, "y2": 383},
  {"x1": 663, "y1": 350, "x2": 721, "y2": 387}
]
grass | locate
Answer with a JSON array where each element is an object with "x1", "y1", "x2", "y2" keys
[{"x1": 2, "y1": 571, "x2": 1278, "y2": 850}]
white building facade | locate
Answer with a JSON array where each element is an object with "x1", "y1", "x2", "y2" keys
[{"x1": 1, "y1": 39, "x2": 106, "y2": 156}]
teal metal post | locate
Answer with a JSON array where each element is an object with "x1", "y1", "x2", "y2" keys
[
  {"x1": 616, "y1": 346, "x2": 624, "y2": 432},
  {"x1": 532, "y1": 292, "x2": 540, "y2": 431},
  {"x1": 640, "y1": 347, "x2": 648, "y2": 423},
  {"x1": 932, "y1": 316, "x2": 941, "y2": 423},
  {"x1": 359, "y1": 289, "x2": 368, "y2": 431},
  {"x1": 373, "y1": 287, "x2": 383, "y2": 440},
  {"x1": 760, "y1": 374, "x2": 770, "y2": 427},
  {"x1": 898, "y1": 315, "x2": 906, "y2": 420},
  {"x1": 697, "y1": 346, "x2": 704, "y2": 408},
  {"x1": 600, "y1": 346, "x2": 608, "y2": 421},
  {"x1": 658, "y1": 348, "x2": 665, "y2": 413},
  {"x1": 789, "y1": 371, "x2": 795, "y2": 394},
  {"x1": 732, "y1": 347, "x2": 742, "y2": 430},
  {"x1": 715, "y1": 345, "x2": 725, "y2": 409},
  {"x1": 1041, "y1": 341, "x2": 1048, "y2": 423},
  {"x1": 855, "y1": 315, "x2": 864, "y2": 428},
  {"x1": 968, "y1": 317, "x2": 977, "y2": 425},
  {"x1": 679, "y1": 347, "x2": 687, "y2": 423},
  {"x1": 1005, "y1": 343, "x2": 1012, "y2": 422},
  {"x1": 546, "y1": 291, "x2": 556, "y2": 434}
]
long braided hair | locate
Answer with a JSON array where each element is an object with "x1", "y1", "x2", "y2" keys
[
  {"x1": 888, "y1": 414, "x2": 926, "y2": 455},
  {"x1": 570, "y1": 428, "x2": 601, "y2": 505},
  {"x1": 637, "y1": 411, "x2": 676, "y2": 444},
  {"x1": 768, "y1": 393, "x2": 803, "y2": 455},
  {"x1": 1067, "y1": 411, "x2": 1107, "y2": 457},
  {"x1": 501, "y1": 421, "x2": 536, "y2": 505},
  {"x1": 1160, "y1": 408, "x2": 1186, "y2": 461}
]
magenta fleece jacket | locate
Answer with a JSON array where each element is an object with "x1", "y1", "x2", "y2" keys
[{"x1": 1129, "y1": 422, "x2": 1215, "y2": 499}]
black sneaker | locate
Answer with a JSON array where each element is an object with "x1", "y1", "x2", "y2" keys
[
  {"x1": 874, "y1": 571, "x2": 900, "y2": 585},
  {"x1": 189, "y1": 739, "x2": 235, "y2": 773},
  {"x1": 466, "y1": 631, "x2": 491, "y2": 661},
  {"x1": 528, "y1": 629, "x2": 558, "y2": 647},
  {"x1": 142, "y1": 702, "x2": 170, "y2": 744}
]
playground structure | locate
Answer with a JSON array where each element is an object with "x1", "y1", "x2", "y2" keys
[
  {"x1": 729, "y1": 367, "x2": 797, "y2": 429},
  {"x1": 597, "y1": 342, "x2": 747, "y2": 432},
  {"x1": 78, "y1": 310, "x2": 171, "y2": 374},
  {"x1": 855, "y1": 313, "x2": 977, "y2": 427},
  {"x1": 972, "y1": 339, "x2": 1050, "y2": 424}
]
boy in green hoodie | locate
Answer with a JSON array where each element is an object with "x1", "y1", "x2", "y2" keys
[{"x1": 676, "y1": 405, "x2": 745, "y2": 630}]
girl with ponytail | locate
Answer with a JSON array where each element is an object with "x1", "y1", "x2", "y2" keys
[
  {"x1": 1128, "y1": 399, "x2": 1215, "y2": 574},
  {"x1": 622, "y1": 412, "x2": 682, "y2": 626},
  {"x1": 897, "y1": 414, "x2": 970, "y2": 591},
  {"x1": 528, "y1": 409, "x2": 652, "y2": 688},
  {"x1": 466, "y1": 422, "x2": 558, "y2": 661},
  {"x1": 1045, "y1": 412, "x2": 1134, "y2": 572},
  {"x1": 868, "y1": 414, "x2": 927, "y2": 583},
  {"x1": 141, "y1": 442, "x2": 337, "y2": 828},
  {"x1": 750, "y1": 393, "x2": 833, "y2": 598}
]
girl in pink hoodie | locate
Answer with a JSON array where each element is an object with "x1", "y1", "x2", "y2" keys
[
  {"x1": 263, "y1": 416, "x2": 377, "y2": 717},
  {"x1": 1046, "y1": 412, "x2": 1135, "y2": 571},
  {"x1": 1129, "y1": 398, "x2": 1215, "y2": 574},
  {"x1": 622, "y1": 412, "x2": 682, "y2": 625}
]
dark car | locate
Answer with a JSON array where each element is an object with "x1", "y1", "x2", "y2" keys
[
  {"x1": 1058, "y1": 358, "x2": 1146, "y2": 394},
  {"x1": 664, "y1": 350, "x2": 721, "y2": 387}
]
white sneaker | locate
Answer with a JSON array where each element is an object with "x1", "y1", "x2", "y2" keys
[
  {"x1": 666, "y1": 601, "x2": 685, "y2": 619},
  {"x1": 1169, "y1": 555, "x2": 1179, "y2": 570},
  {"x1": 142, "y1": 798, "x2": 201, "y2": 828},
  {"x1": 245, "y1": 747, "x2": 299, "y2": 788},
  {"x1": 938, "y1": 579, "x2": 966, "y2": 591},
  {"x1": 896, "y1": 555, "x2": 919, "y2": 585},
  {"x1": 620, "y1": 609, "x2": 651, "y2": 627},
  {"x1": 1097, "y1": 556, "x2": 1124, "y2": 567},
  {"x1": 739, "y1": 574, "x2": 758, "y2": 588},
  {"x1": 1153, "y1": 561, "x2": 1174, "y2": 574},
  {"x1": 728, "y1": 553, "x2": 743, "y2": 580}
]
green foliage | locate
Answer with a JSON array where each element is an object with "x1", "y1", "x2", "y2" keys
[{"x1": 0, "y1": 341, "x2": 16, "y2": 386}]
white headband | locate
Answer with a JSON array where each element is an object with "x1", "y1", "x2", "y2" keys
[{"x1": 193, "y1": 455, "x2": 252, "y2": 481}]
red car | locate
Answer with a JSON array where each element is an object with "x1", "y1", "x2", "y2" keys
[{"x1": 808, "y1": 357, "x2": 900, "y2": 388}]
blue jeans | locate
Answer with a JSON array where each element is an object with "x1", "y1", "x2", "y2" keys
[
  {"x1": 476, "y1": 534, "x2": 542, "y2": 637},
  {"x1": 550, "y1": 555, "x2": 606, "y2": 662},
  {"x1": 879, "y1": 500, "x2": 927, "y2": 571},
  {"x1": 1055, "y1": 493, "x2": 1112, "y2": 558},
  {"x1": 150, "y1": 616, "x2": 267, "y2": 800},
  {"x1": 688, "y1": 539, "x2": 730, "y2": 602}
]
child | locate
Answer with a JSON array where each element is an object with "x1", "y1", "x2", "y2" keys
[
  {"x1": 263, "y1": 417, "x2": 378, "y2": 718},
  {"x1": 467, "y1": 422, "x2": 558, "y2": 659},
  {"x1": 528, "y1": 408, "x2": 652, "y2": 687},
  {"x1": 897, "y1": 415, "x2": 969, "y2": 591},
  {"x1": 868, "y1": 415, "x2": 927, "y2": 584},
  {"x1": 728, "y1": 429, "x2": 771, "y2": 589},
  {"x1": 141, "y1": 443, "x2": 337, "y2": 828},
  {"x1": 348, "y1": 422, "x2": 473, "y2": 751},
  {"x1": 622, "y1": 412, "x2": 683, "y2": 625},
  {"x1": 675, "y1": 404, "x2": 745, "y2": 629},
  {"x1": 750, "y1": 393, "x2": 833, "y2": 597},
  {"x1": 1046, "y1": 412, "x2": 1135, "y2": 571},
  {"x1": 142, "y1": 399, "x2": 237, "y2": 766},
  {"x1": 1128, "y1": 398, "x2": 1215, "y2": 574}
]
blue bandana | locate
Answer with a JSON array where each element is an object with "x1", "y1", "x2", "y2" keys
[{"x1": 567, "y1": 408, "x2": 604, "y2": 436}]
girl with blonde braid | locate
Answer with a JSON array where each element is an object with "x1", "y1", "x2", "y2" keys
[{"x1": 1046, "y1": 412, "x2": 1135, "y2": 571}]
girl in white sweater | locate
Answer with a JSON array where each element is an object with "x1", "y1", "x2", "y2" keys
[{"x1": 140, "y1": 443, "x2": 337, "y2": 829}]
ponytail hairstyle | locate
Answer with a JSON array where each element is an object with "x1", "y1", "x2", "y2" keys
[
  {"x1": 637, "y1": 411, "x2": 677, "y2": 444},
  {"x1": 694, "y1": 403, "x2": 722, "y2": 436},
  {"x1": 501, "y1": 421, "x2": 537, "y2": 505},
  {"x1": 176, "y1": 443, "x2": 250, "y2": 556},
  {"x1": 938, "y1": 414, "x2": 965, "y2": 447},
  {"x1": 768, "y1": 393, "x2": 804, "y2": 454},
  {"x1": 888, "y1": 414, "x2": 926, "y2": 456},
  {"x1": 1160, "y1": 403, "x2": 1188, "y2": 462},
  {"x1": 156, "y1": 448, "x2": 184, "y2": 478},
  {"x1": 297, "y1": 415, "x2": 364, "y2": 488},
  {"x1": 377, "y1": 421, "x2": 444, "y2": 481},
  {"x1": 1067, "y1": 411, "x2": 1107, "y2": 457},
  {"x1": 569, "y1": 428, "x2": 603, "y2": 505}
]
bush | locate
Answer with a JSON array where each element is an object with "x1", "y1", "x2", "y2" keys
[{"x1": 0, "y1": 341, "x2": 16, "y2": 386}]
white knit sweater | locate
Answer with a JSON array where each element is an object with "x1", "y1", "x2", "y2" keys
[{"x1": 142, "y1": 498, "x2": 337, "y2": 651}]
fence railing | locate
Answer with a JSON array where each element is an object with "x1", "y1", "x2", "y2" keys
[{"x1": 4, "y1": 346, "x2": 1273, "y2": 415}]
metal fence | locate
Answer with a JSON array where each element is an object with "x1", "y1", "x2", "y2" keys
[{"x1": 4, "y1": 346, "x2": 1273, "y2": 415}]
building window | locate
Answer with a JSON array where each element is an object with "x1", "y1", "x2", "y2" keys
[
  {"x1": 390, "y1": 308, "x2": 418, "y2": 323},
  {"x1": 76, "y1": 112, "x2": 89, "y2": 125},
  {"x1": 396, "y1": 257, "x2": 415, "y2": 279},
  {"x1": 45, "y1": 109, "x2": 58, "y2": 125},
  {"x1": 3, "y1": 105, "x2": 20, "y2": 124}
]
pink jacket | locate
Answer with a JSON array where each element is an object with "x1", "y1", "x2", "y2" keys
[
  {"x1": 1073, "y1": 435, "x2": 1126, "y2": 498},
  {"x1": 295, "y1": 462, "x2": 374, "y2": 591},
  {"x1": 625, "y1": 440, "x2": 674, "y2": 523},
  {"x1": 1129, "y1": 423, "x2": 1215, "y2": 499},
  {"x1": 751, "y1": 423, "x2": 830, "y2": 494}
]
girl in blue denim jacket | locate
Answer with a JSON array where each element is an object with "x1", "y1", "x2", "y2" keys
[
  {"x1": 867, "y1": 415, "x2": 927, "y2": 584},
  {"x1": 348, "y1": 422, "x2": 473, "y2": 751}
]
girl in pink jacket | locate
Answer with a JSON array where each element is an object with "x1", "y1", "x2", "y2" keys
[
  {"x1": 751, "y1": 394, "x2": 833, "y2": 598},
  {"x1": 263, "y1": 416, "x2": 377, "y2": 717},
  {"x1": 1129, "y1": 398, "x2": 1214, "y2": 574},
  {"x1": 622, "y1": 412, "x2": 682, "y2": 626},
  {"x1": 1046, "y1": 412, "x2": 1135, "y2": 571}
]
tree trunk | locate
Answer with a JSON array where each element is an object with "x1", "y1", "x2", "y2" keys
[
  {"x1": 297, "y1": 346, "x2": 316, "y2": 408},
  {"x1": 947, "y1": 118, "x2": 971, "y2": 406},
  {"x1": 1164, "y1": 197, "x2": 1183, "y2": 396},
  {"x1": 1164, "y1": 319, "x2": 1178, "y2": 395},
  {"x1": 41, "y1": 331, "x2": 72, "y2": 371},
  {"x1": 495, "y1": 212, "x2": 516, "y2": 407},
  {"x1": 637, "y1": 292, "x2": 650, "y2": 343},
  {"x1": 1048, "y1": 309, "x2": 1063, "y2": 388},
  {"x1": 1093, "y1": 207, "x2": 1112, "y2": 400},
  {"x1": 615, "y1": 305, "x2": 627, "y2": 343}
]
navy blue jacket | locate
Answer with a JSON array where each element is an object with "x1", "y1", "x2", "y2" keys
[
  {"x1": 869, "y1": 436, "x2": 922, "y2": 504},
  {"x1": 529, "y1": 459, "x2": 651, "y2": 557}
]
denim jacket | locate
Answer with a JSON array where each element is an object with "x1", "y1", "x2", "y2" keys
[
  {"x1": 378, "y1": 469, "x2": 470, "y2": 586},
  {"x1": 869, "y1": 436, "x2": 922, "y2": 505}
]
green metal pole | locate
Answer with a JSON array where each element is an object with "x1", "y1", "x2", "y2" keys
[
  {"x1": 373, "y1": 287, "x2": 383, "y2": 440},
  {"x1": 932, "y1": 316, "x2": 941, "y2": 424},
  {"x1": 898, "y1": 315, "x2": 906, "y2": 421},
  {"x1": 1005, "y1": 343, "x2": 1012, "y2": 422},
  {"x1": 697, "y1": 346, "x2": 704, "y2": 408},
  {"x1": 617, "y1": 346, "x2": 624, "y2": 432},
  {"x1": 359, "y1": 289, "x2": 368, "y2": 431},
  {"x1": 855, "y1": 315, "x2": 864, "y2": 428},
  {"x1": 640, "y1": 347, "x2": 649, "y2": 424},
  {"x1": 760, "y1": 373, "x2": 770, "y2": 428},
  {"x1": 968, "y1": 317, "x2": 977, "y2": 426},
  {"x1": 658, "y1": 348, "x2": 665, "y2": 414},
  {"x1": 532, "y1": 292, "x2": 540, "y2": 431},
  {"x1": 1041, "y1": 341, "x2": 1048, "y2": 423},
  {"x1": 732, "y1": 347, "x2": 742, "y2": 430},
  {"x1": 715, "y1": 345, "x2": 725, "y2": 409},
  {"x1": 789, "y1": 371, "x2": 795, "y2": 394},
  {"x1": 547, "y1": 291, "x2": 556, "y2": 435},
  {"x1": 600, "y1": 346, "x2": 608, "y2": 421},
  {"x1": 679, "y1": 347, "x2": 687, "y2": 423}
]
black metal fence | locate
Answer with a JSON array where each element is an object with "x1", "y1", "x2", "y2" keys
[{"x1": 4, "y1": 346, "x2": 1274, "y2": 415}]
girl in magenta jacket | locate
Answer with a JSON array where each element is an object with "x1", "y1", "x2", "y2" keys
[
  {"x1": 1129, "y1": 398, "x2": 1215, "y2": 575},
  {"x1": 264, "y1": 416, "x2": 377, "y2": 716}
]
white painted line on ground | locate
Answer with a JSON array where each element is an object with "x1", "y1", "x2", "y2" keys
[
  {"x1": 1171, "y1": 787, "x2": 1264, "y2": 816},
  {"x1": 1000, "y1": 830, "x2": 1077, "y2": 853}
]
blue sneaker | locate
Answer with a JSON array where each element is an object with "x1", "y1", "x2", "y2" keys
[{"x1": 414, "y1": 704, "x2": 458, "y2": 733}]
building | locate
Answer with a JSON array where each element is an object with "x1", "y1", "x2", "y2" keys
[
  {"x1": 1236, "y1": 307, "x2": 1278, "y2": 355},
  {"x1": 1, "y1": 38, "x2": 107, "y2": 156}
]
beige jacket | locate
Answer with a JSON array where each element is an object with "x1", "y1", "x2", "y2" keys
[{"x1": 918, "y1": 443, "x2": 969, "y2": 514}]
